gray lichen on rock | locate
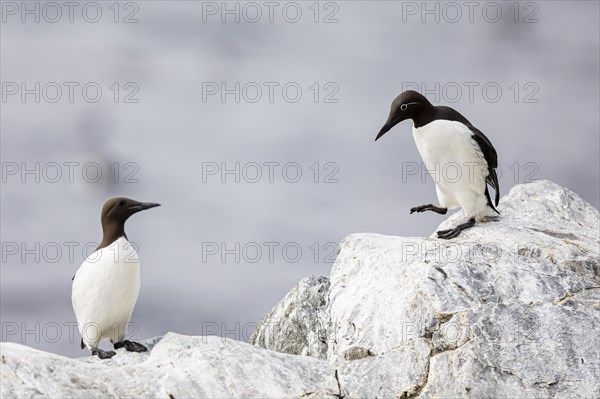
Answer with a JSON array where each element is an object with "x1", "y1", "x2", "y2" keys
[{"x1": 249, "y1": 275, "x2": 331, "y2": 359}]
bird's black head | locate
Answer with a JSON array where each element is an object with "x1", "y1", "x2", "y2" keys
[
  {"x1": 375, "y1": 90, "x2": 432, "y2": 141},
  {"x1": 98, "y1": 197, "x2": 160, "y2": 250}
]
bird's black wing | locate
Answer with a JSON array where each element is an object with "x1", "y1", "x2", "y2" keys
[{"x1": 468, "y1": 125, "x2": 500, "y2": 209}]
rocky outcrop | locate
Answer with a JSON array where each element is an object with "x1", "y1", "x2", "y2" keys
[
  {"x1": 249, "y1": 275, "x2": 331, "y2": 360},
  {"x1": 1, "y1": 334, "x2": 340, "y2": 398},
  {"x1": 251, "y1": 180, "x2": 600, "y2": 398},
  {"x1": 2, "y1": 180, "x2": 598, "y2": 398}
]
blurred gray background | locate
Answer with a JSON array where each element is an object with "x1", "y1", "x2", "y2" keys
[{"x1": 1, "y1": 1, "x2": 598, "y2": 357}]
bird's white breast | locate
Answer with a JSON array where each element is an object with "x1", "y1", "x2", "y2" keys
[
  {"x1": 72, "y1": 236, "x2": 140, "y2": 346},
  {"x1": 412, "y1": 120, "x2": 483, "y2": 171},
  {"x1": 412, "y1": 120, "x2": 488, "y2": 217}
]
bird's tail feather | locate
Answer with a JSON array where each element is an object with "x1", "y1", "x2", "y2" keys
[
  {"x1": 489, "y1": 169, "x2": 500, "y2": 206},
  {"x1": 486, "y1": 168, "x2": 500, "y2": 207},
  {"x1": 485, "y1": 186, "x2": 500, "y2": 214}
]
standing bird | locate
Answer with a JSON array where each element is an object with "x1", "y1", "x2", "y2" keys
[
  {"x1": 376, "y1": 90, "x2": 499, "y2": 239},
  {"x1": 72, "y1": 197, "x2": 160, "y2": 359}
]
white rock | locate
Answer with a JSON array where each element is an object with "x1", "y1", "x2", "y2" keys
[
  {"x1": 1, "y1": 333, "x2": 340, "y2": 398},
  {"x1": 254, "y1": 180, "x2": 600, "y2": 398},
  {"x1": 250, "y1": 275, "x2": 330, "y2": 359}
]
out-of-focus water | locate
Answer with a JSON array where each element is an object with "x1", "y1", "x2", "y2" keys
[{"x1": 1, "y1": 1, "x2": 598, "y2": 357}]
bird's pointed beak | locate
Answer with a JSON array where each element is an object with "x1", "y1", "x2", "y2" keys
[
  {"x1": 129, "y1": 202, "x2": 161, "y2": 212},
  {"x1": 375, "y1": 122, "x2": 392, "y2": 141}
]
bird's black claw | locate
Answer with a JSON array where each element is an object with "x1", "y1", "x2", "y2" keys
[
  {"x1": 92, "y1": 349, "x2": 116, "y2": 359},
  {"x1": 436, "y1": 218, "x2": 476, "y2": 239},
  {"x1": 410, "y1": 204, "x2": 448, "y2": 215},
  {"x1": 437, "y1": 228, "x2": 460, "y2": 239},
  {"x1": 114, "y1": 340, "x2": 147, "y2": 352}
]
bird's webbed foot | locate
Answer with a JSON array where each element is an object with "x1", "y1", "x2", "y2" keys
[
  {"x1": 114, "y1": 340, "x2": 147, "y2": 352},
  {"x1": 92, "y1": 348, "x2": 116, "y2": 359},
  {"x1": 437, "y1": 218, "x2": 476, "y2": 239},
  {"x1": 410, "y1": 204, "x2": 448, "y2": 215}
]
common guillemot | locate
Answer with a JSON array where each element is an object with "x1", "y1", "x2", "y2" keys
[
  {"x1": 376, "y1": 90, "x2": 500, "y2": 239},
  {"x1": 71, "y1": 197, "x2": 160, "y2": 359}
]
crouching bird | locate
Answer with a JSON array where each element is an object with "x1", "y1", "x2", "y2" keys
[
  {"x1": 72, "y1": 197, "x2": 160, "y2": 359},
  {"x1": 376, "y1": 90, "x2": 500, "y2": 239}
]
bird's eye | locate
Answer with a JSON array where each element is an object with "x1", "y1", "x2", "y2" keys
[
  {"x1": 400, "y1": 104, "x2": 408, "y2": 111},
  {"x1": 118, "y1": 200, "x2": 125, "y2": 207}
]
